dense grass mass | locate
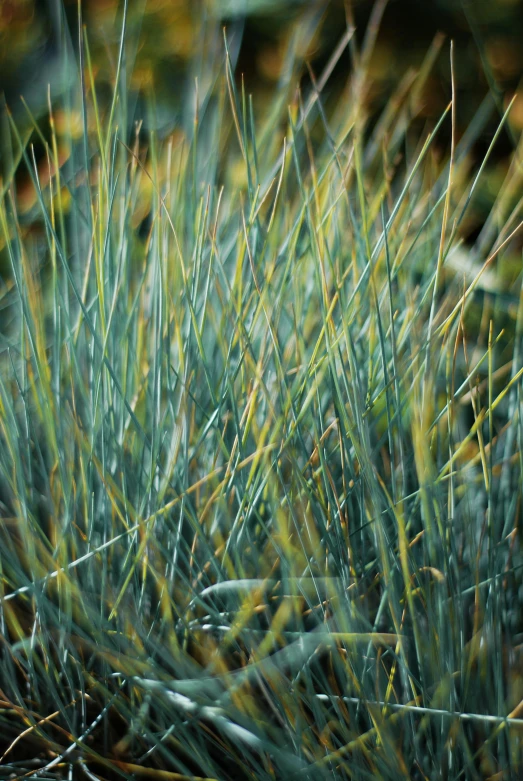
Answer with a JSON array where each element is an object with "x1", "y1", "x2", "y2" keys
[{"x1": 0, "y1": 4, "x2": 522, "y2": 780}]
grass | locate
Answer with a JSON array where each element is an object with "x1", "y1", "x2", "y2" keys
[{"x1": 0, "y1": 2, "x2": 522, "y2": 779}]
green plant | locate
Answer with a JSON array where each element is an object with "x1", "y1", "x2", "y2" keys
[{"x1": 0, "y1": 3, "x2": 522, "y2": 779}]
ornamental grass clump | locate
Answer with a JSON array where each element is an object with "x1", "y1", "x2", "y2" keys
[{"x1": 0, "y1": 3, "x2": 522, "y2": 779}]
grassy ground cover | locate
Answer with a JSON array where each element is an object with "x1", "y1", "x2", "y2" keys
[{"x1": 0, "y1": 3, "x2": 522, "y2": 779}]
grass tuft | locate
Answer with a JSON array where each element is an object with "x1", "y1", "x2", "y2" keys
[{"x1": 0, "y1": 5, "x2": 522, "y2": 780}]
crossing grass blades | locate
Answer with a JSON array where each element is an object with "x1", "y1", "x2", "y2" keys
[{"x1": 0, "y1": 2, "x2": 522, "y2": 779}]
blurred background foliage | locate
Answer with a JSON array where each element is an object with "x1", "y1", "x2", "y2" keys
[
  {"x1": 1, "y1": 0, "x2": 522, "y2": 258},
  {"x1": 2, "y1": 0, "x2": 522, "y2": 133}
]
